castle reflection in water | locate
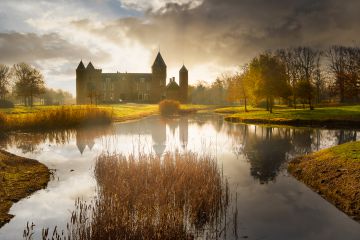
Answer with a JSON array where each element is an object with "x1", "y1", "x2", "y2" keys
[{"x1": 76, "y1": 116, "x2": 189, "y2": 156}]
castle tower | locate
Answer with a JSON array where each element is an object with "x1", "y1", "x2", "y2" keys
[
  {"x1": 179, "y1": 65, "x2": 188, "y2": 103},
  {"x1": 151, "y1": 52, "x2": 167, "y2": 102},
  {"x1": 76, "y1": 60, "x2": 86, "y2": 104}
]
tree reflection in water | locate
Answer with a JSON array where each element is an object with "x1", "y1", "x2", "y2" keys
[{"x1": 224, "y1": 121, "x2": 359, "y2": 183}]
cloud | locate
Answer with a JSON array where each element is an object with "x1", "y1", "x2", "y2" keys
[
  {"x1": 0, "y1": 32, "x2": 109, "y2": 64},
  {"x1": 69, "y1": 0, "x2": 360, "y2": 72},
  {"x1": 120, "y1": 0, "x2": 203, "y2": 12},
  {"x1": 2, "y1": 0, "x2": 360, "y2": 94}
]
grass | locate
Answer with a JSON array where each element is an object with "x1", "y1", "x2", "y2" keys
[
  {"x1": 28, "y1": 152, "x2": 229, "y2": 240},
  {"x1": 0, "y1": 150, "x2": 50, "y2": 227},
  {"x1": 288, "y1": 141, "x2": 360, "y2": 220},
  {"x1": 220, "y1": 105, "x2": 360, "y2": 128},
  {"x1": 0, "y1": 106, "x2": 113, "y2": 132},
  {"x1": 0, "y1": 104, "x2": 209, "y2": 132}
]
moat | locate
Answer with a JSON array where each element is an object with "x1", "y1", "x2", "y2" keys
[{"x1": 0, "y1": 114, "x2": 359, "y2": 240}]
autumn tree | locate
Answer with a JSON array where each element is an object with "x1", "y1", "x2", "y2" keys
[
  {"x1": 0, "y1": 64, "x2": 12, "y2": 101},
  {"x1": 295, "y1": 80, "x2": 315, "y2": 109},
  {"x1": 247, "y1": 53, "x2": 291, "y2": 113},
  {"x1": 325, "y1": 46, "x2": 360, "y2": 103},
  {"x1": 227, "y1": 66, "x2": 252, "y2": 112},
  {"x1": 13, "y1": 63, "x2": 46, "y2": 106}
]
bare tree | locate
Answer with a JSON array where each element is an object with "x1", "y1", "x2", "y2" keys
[
  {"x1": 326, "y1": 46, "x2": 347, "y2": 103},
  {"x1": 13, "y1": 63, "x2": 46, "y2": 106},
  {"x1": 0, "y1": 64, "x2": 12, "y2": 101}
]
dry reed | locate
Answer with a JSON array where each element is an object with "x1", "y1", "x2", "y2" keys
[
  {"x1": 3, "y1": 106, "x2": 113, "y2": 131},
  {"x1": 29, "y1": 151, "x2": 229, "y2": 240}
]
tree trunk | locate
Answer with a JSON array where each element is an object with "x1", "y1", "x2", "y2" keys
[{"x1": 244, "y1": 98, "x2": 248, "y2": 112}]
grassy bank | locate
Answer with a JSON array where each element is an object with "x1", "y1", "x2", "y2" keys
[
  {"x1": 288, "y1": 141, "x2": 360, "y2": 220},
  {"x1": 221, "y1": 105, "x2": 360, "y2": 128},
  {"x1": 0, "y1": 106, "x2": 113, "y2": 132},
  {"x1": 0, "y1": 104, "x2": 207, "y2": 132},
  {"x1": 0, "y1": 150, "x2": 50, "y2": 227}
]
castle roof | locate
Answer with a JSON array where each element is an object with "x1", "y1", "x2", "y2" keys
[
  {"x1": 166, "y1": 80, "x2": 180, "y2": 90},
  {"x1": 86, "y1": 62, "x2": 95, "y2": 70},
  {"x1": 152, "y1": 52, "x2": 167, "y2": 68},
  {"x1": 77, "y1": 60, "x2": 85, "y2": 70},
  {"x1": 180, "y1": 65, "x2": 188, "y2": 72}
]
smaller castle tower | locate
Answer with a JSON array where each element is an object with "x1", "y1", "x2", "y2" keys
[{"x1": 179, "y1": 65, "x2": 188, "y2": 103}]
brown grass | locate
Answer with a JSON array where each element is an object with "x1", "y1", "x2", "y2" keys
[
  {"x1": 30, "y1": 152, "x2": 229, "y2": 240},
  {"x1": 3, "y1": 106, "x2": 113, "y2": 131},
  {"x1": 159, "y1": 100, "x2": 180, "y2": 116}
]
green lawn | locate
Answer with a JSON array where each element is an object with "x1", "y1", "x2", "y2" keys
[{"x1": 218, "y1": 105, "x2": 360, "y2": 127}]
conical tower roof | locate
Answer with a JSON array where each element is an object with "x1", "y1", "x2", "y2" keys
[
  {"x1": 180, "y1": 64, "x2": 188, "y2": 73},
  {"x1": 77, "y1": 60, "x2": 85, "y2": 70},
  {"x1": 86, "y1": 62, "x2": 95, "y2": 70},
  {"x1": 152, "y1": 52, "x2": 167, "y2": 68}
]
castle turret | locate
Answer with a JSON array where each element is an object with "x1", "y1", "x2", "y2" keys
[
  {"x1": 151, "y1": 52, "x2": 167, "y2": 102},
  {"x1": 76, "y1": 60, "x2": 86, "y2": 104},
  {"x1": 179, "y1": 65, "x2": 188, "y2": 103},
  {"x1": 76, "y1": 61, "x2": 102, "y2": 104}
]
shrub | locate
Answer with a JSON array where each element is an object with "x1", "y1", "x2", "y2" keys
[
  {"x1": 159, "y1": 99, "x2": 180, "y2": 116},
  {"x1": 0, "y1": 100, "x2": 14, "y2": 108},
  {"x1": 0, "y1": 112, "x2": 6, "y2": 130}
]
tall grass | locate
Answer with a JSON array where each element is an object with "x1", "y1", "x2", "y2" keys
[
  {"x1": 3, "y1": 106, "x2": 113, "y2": 131},
  {"x1": 29, "y1": 151, "x2": 229, "y2": 240}
]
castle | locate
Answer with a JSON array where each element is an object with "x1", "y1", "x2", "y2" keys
[{"x1": 76, "y1": 52, "x2": 188, "y2": 104}]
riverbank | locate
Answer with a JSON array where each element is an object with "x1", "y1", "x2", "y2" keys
[
  {"x1": 0, "y1": 150, "x2": 50, "y2": 227},
  {"x1": 288, "y1": 141, "x2": 360, "y2": 220},
  {"x1": 221, "y1": 105, "x2": 360, "y2": 129},
  {"x1": 0, "y1": 103, "x2": 207, "y2": 131}
]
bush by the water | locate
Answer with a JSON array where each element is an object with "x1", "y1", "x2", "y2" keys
[
  {"x1": 159, "y1": 99, "x2": 180, "y2": 116},
  {"x1": 0, "y1": 100, "x2": 14, "y2": 108},
  {"x1": 0, "y1": 112, "x2": 6, "y2": 130},
  {"x1": 4, "y1": 106, "x2": 113, "y2": 131},
  {"x1": 32, "y1": 152, "x2": 229, "y2": 240}
]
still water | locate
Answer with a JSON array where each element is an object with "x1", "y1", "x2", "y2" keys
[{"x1": 0, "y1": 114, "x2": 359, "y2": 239}]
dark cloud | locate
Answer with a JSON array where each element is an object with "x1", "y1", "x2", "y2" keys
[
  {"x1": 0, "y1": 32, "x2": 110, "y2": 65},
  {"x1": 73, "y1": 0, "x2": 360, "y2": 67}
]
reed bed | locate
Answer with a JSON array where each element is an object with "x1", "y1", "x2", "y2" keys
[
  {"x1": 27, "y1": 151, "x2": 229, "y2": 240},
  {"x1": 2, "y1": 106, "x2": 113, "y2": 131}
]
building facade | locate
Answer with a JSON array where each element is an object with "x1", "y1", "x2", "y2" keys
[{"x1": 76, "y1": 52, "x2": 188, "y2": 104}]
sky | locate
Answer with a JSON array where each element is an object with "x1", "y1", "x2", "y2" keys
[{"x1": 1, "y1": 0, "x2": 360, "y2": 96}]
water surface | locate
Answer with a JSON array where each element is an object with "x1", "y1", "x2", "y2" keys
[{"x1": 0, "y1": 114, "x2": 359, "y2": 239}]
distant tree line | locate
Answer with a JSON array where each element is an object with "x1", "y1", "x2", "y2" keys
[
  {"x1": 222, "y1": 45, "x2": 360, "y2": 112},
  {"x1": 0, "y1": 63, "x2": 74, "y2": 107}
]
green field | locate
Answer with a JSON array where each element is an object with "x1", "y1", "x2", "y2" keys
[{"x1": 218, "y1": 105, "x2": 360, "y2": 127}]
